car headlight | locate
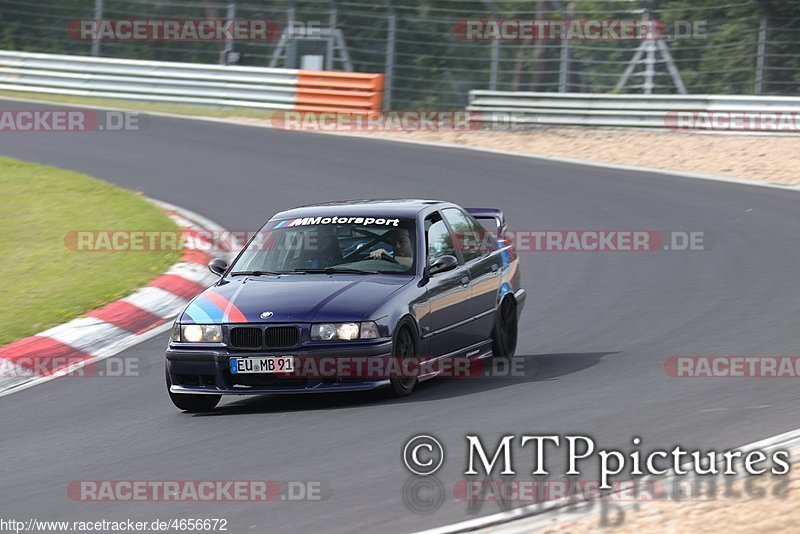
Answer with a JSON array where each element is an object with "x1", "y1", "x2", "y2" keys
[
  {"x1": 178, "y1": 324, "x2": 223, "y2": 343},
  {"x1": 359, "y1": 321, "x2": 380, "y2": 339},
  {"x1": 311, "y1": 322, "x2": 380, "y2": 341}
]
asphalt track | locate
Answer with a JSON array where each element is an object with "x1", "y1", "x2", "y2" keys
[{"x1": 1, "y1": 98, "x2": 799, "y2": 533}]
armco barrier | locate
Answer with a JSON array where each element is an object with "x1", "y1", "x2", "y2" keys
[
  {"x1": 468, "y1": 91, "x2": 800, "y2": 130},
  {"x1": 0, "y1": 50, "x2": 383, "y2": 113}
]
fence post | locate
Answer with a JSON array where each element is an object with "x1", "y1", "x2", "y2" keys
[
  {"x1": 286, "y1": 6, "x2": 296, "y2": 67},
  {"x1": 555, "y1": 0, "x2": 570, "y2": 92},
  {"x1": 384, "y1": 12, "x2": 396, "y2": 110},
  {"x1": 644, "y1": 39, "x2": 655, "y2": 94},
  {"x1": 221, "y1": 2, "x2": 236, "y2": 65},
  {"x1": 91, "y1": 0, "x2": 103, "y2": 57},
  {"x1": 755, "y1": 16, "x2": 767, "y2": 94},
  {"x1": 326, "y1": 6, "x2": 338, "y2": 70},
  {"x1": 559, "y1": 41, "x2": 570, "y2": 92},
  {"x1": 490, "y1": 40, "x2": 499, "y2": 91}
]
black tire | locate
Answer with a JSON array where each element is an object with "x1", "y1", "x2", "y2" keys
[
  {"x1": 386, "y1": 325, "x2": 418, "y2": 397},
  {"x1": 491, "y1": 297, "x2": 518, "y2": 359},
  {"x1": 165, "y1": 366, "x2": 221, "y2": 412}
]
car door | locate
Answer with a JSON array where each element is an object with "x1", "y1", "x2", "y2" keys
[
  {"x1": 441, "y1": 207, "x2": 502, "y2": 345},
  {"x1": 422, "y1": 212, "x2": 475, "y2": 358}
]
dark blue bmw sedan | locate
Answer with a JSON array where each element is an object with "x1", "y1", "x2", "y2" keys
[{"x1": 166, "y1": 199, "x2": 525, "y2": 411}]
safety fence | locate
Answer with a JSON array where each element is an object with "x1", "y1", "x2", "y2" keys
[
  {"x1": 0, "y1": 50, "x2": 383, "y2": 113},
  {"x1": 468, "y1": 90, "x2": 800, "y2": 132},
  {"x1": 0, "y1": 0, "x2": 798, "y2": 110}
]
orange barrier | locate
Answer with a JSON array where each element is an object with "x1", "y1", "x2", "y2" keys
[{"x1": 296, "y1": 70, "x2": 384, "y2": 112}]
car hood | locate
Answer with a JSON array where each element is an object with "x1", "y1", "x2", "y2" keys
[{"x1": 179, "y1": 274, "x2": 413, "y2": 324}]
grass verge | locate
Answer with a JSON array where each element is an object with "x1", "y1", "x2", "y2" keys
[{"x1": 0, "y1": 157, "x2": 180, "y2": 344}]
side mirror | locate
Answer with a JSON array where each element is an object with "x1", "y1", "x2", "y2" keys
[
  {"x1": 208, "y1": 258, "x2": 228, "y2": 277},
  {"x1": 428, "y1": 254, "x2": 458, "y2": 275}
]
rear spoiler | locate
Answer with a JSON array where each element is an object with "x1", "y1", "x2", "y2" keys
[{"x1": 466, "y1": 208, "x2": 506, "y2": 236}]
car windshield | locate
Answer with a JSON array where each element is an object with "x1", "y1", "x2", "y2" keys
[{"x1": 229, "y1": 216, "x2": 417, "y2": 275}]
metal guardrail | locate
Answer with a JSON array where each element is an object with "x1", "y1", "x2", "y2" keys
[
  {"x1": 468, "y1": 91, "x2": 800, "y2": 130},
  {"x1": 0, "y1": 50, "x2": 383, "y2": 113}
]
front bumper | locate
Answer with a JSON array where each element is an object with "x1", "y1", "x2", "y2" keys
[
  {"x1": 166, "y1": 340, "x2": 394, "y2": 395},
  {"x1": 515, "y1": 288, "x2": 527, "y2": 318}
]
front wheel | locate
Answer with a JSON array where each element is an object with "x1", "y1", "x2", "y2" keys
[
  {"x1": 166, "y1": 366, "x2": 220, "y2": 412},
  {"x1": 386, "y1": 325, "x2": 418, "y2": 397},
  {"x1": 492, "y1": 297, "x2": 518, "y2": 359}
]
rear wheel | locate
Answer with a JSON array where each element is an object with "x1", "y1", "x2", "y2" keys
[
  {"x1": 492, "y1": 297, "x2": 518, "y2": 359},
  {"x1": 387, "y1": 325, "x2": 418, "y2": 397},
  {"x1": 166, "y1": 366, "x2": 220, "y2": 412}
]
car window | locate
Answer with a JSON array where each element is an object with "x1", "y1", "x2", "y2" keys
[
  {"x1": 230, "y1": 218, "x2": 416, "y2": 274},
  {"x1": 425, "y1": 214, "x2": 456, "y2": 266},
  {"x1": 441, "y1": 208, "x2": 489, "y2": 262}
]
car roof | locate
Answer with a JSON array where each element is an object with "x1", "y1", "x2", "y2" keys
[{"x1": 272, "y1": 199, "x2": 449, "y2": 220}]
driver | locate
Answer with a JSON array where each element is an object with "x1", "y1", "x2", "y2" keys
[{"x1": 369, "y1": 228, "x2": 413, "y2": 268}]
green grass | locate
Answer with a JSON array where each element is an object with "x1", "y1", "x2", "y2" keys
[
  {"x1": 0, "y1": 157, "x2": 180, "y2": 344},
  {"x1": 0, "y1": 89, "x2": 279, "y2": 121}
]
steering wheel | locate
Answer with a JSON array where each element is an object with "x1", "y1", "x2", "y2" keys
[
  {"x1": 342, "y1": 241, "x2": 378, "y2": 262},
  {"x1": 374, "y1": 251, "x2": 401, "y2": 265}
]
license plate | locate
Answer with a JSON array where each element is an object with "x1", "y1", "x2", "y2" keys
[{"x1": 230, "y1": 356, "x2": 295, "y2": 374}]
